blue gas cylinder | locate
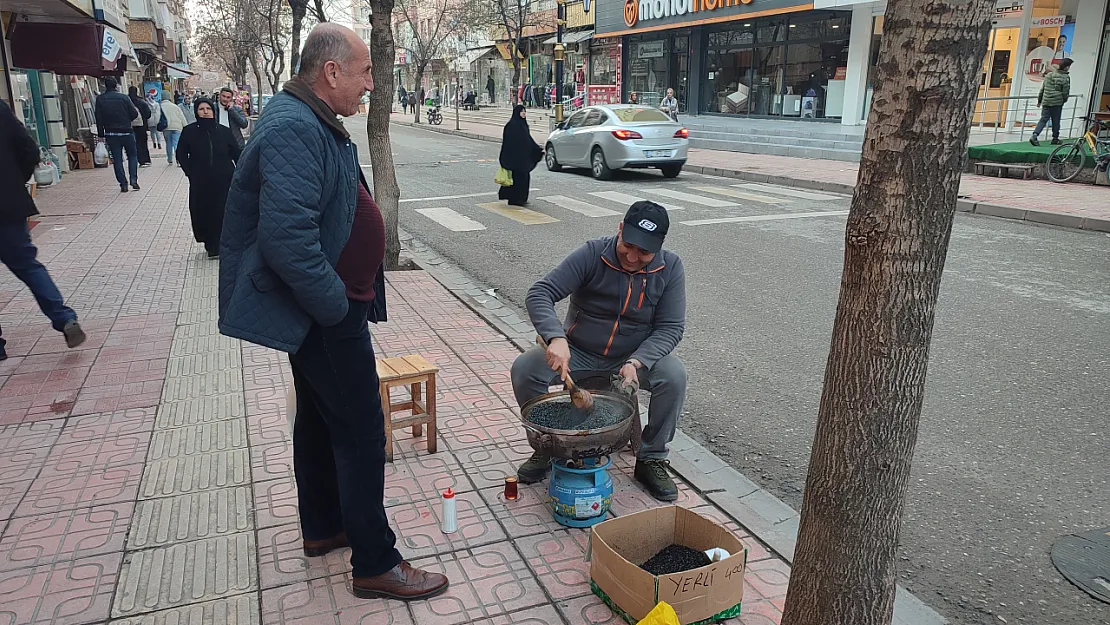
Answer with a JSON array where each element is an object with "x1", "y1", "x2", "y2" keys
[{"x1": 548, "y1": 458, "x2": 613, "y2": 528}]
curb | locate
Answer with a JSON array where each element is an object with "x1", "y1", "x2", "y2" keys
[
  {"x1": 399, "y1": 228, "x2": 948, "y2": 625},
  {"x1": 390, "y1": 119, "x2": 1110, "y2": 234}
]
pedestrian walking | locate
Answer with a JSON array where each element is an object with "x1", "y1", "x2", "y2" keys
[
  {"x1": 418, "y1": 86, "x2": 426, "y2": 107},
  {"x1": 128, "y1": 86, "x2": 153, "y2": 166},
  {"x1": 487, "y1": 75, "x2": 495, "y2": 104},
  {"x1": 219, "y1": 23, "x2": 450, "y2": 601},
  {"x1": 660, "y1": 87, "x2": 679, "y2": 122},
  {"x1": 147, "y1": 94, "x2": 163, "y2": 149},
  {"x1": 0, "y1": 99, "x2": 86, "y2": 360},
  {"x1": 94, "y1": 77, "x2": 141, "y2": 192},
  {"x1": 497, "y1": 105, "x2": 543, "y2": 207},
  {"x1": 181, "y1": 96, "x2": 196, "y2": 125},
  {"x1": 398, "y1": 85, "x2": 406, "y2": 106},
  {"x1": 177, "y1": 97, "x2": 240, "y2": 259},
  {"x1": 512, "y1": 201, "x2": 686, "y2": 502},
  {"x1": 217, "y1": 87, "x2": 249, "y2": 148},
  {"x1": 159, "y1": 92, "x2": 187, "y2": 165},
  {"x1": 1030, "y1": 58, "x2": 1073, "y2": 146},
  {"x1": 406, "y1": 91, "x2": 417, "y2": 115}
]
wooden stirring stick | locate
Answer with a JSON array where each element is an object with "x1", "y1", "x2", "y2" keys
[{"x1": 536, "y1": 336, "x2": 595, "y2": 413}]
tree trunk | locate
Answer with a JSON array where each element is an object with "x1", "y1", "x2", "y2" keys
[
  {"x1": 779, "y1": 2, "x2": 995, "y2": 625},
  {"x1": 413, "y1": 67, "x2": 424, "y2": 123},
  {"x1": 367, "y1": 0, "x2": 402, "y2": 271},
  {"x1": 510, "y1": 61, "x2": 521, "y2": 105},
  {"x1": 289, "y1": 0, "x2": 309, "y2": 78}
]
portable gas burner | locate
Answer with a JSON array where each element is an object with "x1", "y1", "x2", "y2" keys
[{"x1": 520, "y1": 389, "x2": 636, "y2": 528}]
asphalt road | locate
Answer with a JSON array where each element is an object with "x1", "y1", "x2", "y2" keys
[{"x1": 349, "y1": 118, "x2": 1110, "y2": 625}]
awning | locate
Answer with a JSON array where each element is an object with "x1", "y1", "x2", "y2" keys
[
  {"x1": 542, "y1": 30, "x2": 594, "y2": 45},
  {"x1": 495, "y1": 42, "x2": 525, "y2": 60},
  {"x1": 9, "y1": 22, "x2": 137, "y2": 76},
  {"x1": 143, "y1": 55, "x2": 195, "y2": 78}
]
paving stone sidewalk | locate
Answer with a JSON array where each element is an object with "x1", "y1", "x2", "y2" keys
[
  {"x1": 0, "y1": 163, "x2": 793, "y2": 624},
  {"x1": 388, "y1": 111, "x2": 1110, "y2": 229}
]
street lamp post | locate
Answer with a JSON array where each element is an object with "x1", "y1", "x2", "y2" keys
[{"x1": 554, "y1": 0, "x2": 566, "y2": 124}]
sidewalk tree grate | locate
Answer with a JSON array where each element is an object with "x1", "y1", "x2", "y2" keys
[{"x1": 1051, "y1": 526, "x2": 1110, "y2": 604}]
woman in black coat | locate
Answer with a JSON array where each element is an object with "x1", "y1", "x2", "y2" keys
[
  {"x1": 498, "y1": 105, "x2": 544, "y2": 206},
  {"x1": 128, "y1": 86, "x2": 152, "y2": 166},
  {"x1": 176, "y1": 97, "x2": 241, "y2": 258}
]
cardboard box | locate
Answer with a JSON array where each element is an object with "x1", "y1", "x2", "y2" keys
[
  {"x1": 65, "y1": 139, "x2": 87, "y2": 153},
  {"x1": 589, "y1": 506, "x2": 748, "y2": 624},
  {"x1": 77, "y1": 152, "x2": 94, "y2": 169}
]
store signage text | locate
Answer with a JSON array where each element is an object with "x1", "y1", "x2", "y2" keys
[
  {"x1": 625, "y1": 0, "x2": 753, "y2": 28},
  {"x1": 1030, "y1": 15, "x2": 1065, "y2": 27}
]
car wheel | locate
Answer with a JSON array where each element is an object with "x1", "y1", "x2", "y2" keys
[
  {"x1": 661, "y1": 165, "x2": 682, "y2": 179},
  {"x1": 591, "y1": 148, "x2": 613, "y2": 180},
  {"x1": 545, "y1": 144, "x2": 562, "y2": 172}
]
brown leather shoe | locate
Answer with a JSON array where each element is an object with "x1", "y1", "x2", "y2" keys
[
  {"x1": 302, "y1": 532, "x2": 348, "y2": 557},
  {"x1": 352, "y1": 561, "x2": 449, "y2": 600}
]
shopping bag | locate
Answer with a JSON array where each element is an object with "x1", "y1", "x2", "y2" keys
[
  {"x1": 636, "y1": 602, "x2": 680, "y2": 625},
  {"x1": 93, "y1": 141, "x2": 109, "y2": 166},
  {"x1": 494, "y1": 167, "x2": 514, "y2": 187}
]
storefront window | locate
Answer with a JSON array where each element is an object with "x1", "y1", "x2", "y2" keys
[{"x1": 628, "y1": 38, "x2": 669, "y2": 106}]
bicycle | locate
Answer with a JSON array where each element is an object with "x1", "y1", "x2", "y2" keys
[{"x1": 1045, "y1": 116, "x2": 1110, "y2": 183}]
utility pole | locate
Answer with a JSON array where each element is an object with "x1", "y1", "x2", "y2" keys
[{"x1": 553, "y1": 0, "x2": 565, "y2": 124}]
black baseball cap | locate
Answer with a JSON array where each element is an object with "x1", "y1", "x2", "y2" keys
[{"x1": 621, "y1": 201, "x2": 669, "y2": 253}]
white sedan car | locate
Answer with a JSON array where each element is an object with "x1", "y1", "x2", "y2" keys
[{"x1": 544, "y1": 104, "x2": 688, "y2": 180}]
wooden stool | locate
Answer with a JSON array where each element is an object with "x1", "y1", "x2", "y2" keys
[{"x1": 376, "y1": 355, "x2": 439, "y2": 462}]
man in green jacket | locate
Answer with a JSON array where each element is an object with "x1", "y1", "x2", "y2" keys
[{"x1": 1030, "y1": 58, "x2": 1072, "y2": 146}]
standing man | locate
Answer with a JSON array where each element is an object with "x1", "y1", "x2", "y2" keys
[
  {"x1": 512, "y1": 202, "x2": 687, "y2": 502},
  {"x1": 0, "y1": 99, "x2": 86, "y2": 359},
  {"x1": 159, "y1": 91, "x2": 187, "y2": 165},
  {"x1": 1030, "y1": 58, "x2": 1072, "y2": 147},
  {"x1": 486, "y1": 74, "x2": 495, "y2": 104},
  {"x1": 94, "y1": 77, "x2": 140, "y2": 192},
  {"x1": 219, "y1": 23, "x2": 449, "y2": 601},
  {"x1": 217, "y1": 87, "x2": 249, "y2": 148},
  {"x1": 398, "y1": 84, "x2": 406, "y2": 107}
]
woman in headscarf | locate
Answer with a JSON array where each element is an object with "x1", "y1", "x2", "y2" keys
[
  {"x1": 176, "y1": 97, "x2": 241, "y2": 258},
  {"x1": 127, "y1": 86, "x2": 152, "y2": 166},
  {"x1": 497, "y1": 105, "x2": 544, "y2": 207}
]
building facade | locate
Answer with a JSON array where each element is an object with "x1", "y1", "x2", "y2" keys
[{"x1": 592, "y1": 0, "x2": 1110, "y2": 128}]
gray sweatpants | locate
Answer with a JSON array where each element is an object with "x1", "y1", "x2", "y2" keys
[{"x1": 510, "y1": 345, "x2": 686, "y2": 460}]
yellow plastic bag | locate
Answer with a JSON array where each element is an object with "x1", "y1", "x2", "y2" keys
[
  {"x1": 494, "y1": 167, "x2": 513, "y2": 187},
  {"x1": 636, "y1": 601, "x2": 680, "y2": 625}
]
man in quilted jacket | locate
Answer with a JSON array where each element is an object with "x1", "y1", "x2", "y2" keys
[
  {"x1": 218, "y1": 23, "x2": 449, "y2": 601},
  {"x1": 1030, "y1": 58, "x2": 1072, "y2": 146}
]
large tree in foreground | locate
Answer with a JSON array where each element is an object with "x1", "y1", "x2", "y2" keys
[
  {"x1": 365, "y1": 0, "x2": 404, "y2": 269},
  {"x1": 780, "y1": 2, "x2": 995, "y2": 625}
]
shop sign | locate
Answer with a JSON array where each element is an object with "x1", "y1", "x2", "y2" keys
[
  {"x1": 637, "y1": 40, "x2": 665, "y2": 58},
  {"x1": 1030, "y1": 15, "x2": 1066, "y2": 28},
  {"x1": 626, "y1": 0, "x2": 753, "y2": 28},
  {"x1": 598, "y1": 0, "x2": 808, "y2": 36},
  {"x1": 588, "y1": 85, "x2": 620, "y2": 104},
  {"x1": 993, "y1": 1, "x2": 1024, "y2": 19}
]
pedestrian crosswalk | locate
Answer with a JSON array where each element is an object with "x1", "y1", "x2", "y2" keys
[{"x1": 408, "y1": 181, "x2": 849, "y2": 233}]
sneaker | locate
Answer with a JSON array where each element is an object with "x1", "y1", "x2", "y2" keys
[
  {"x1": 516, "y1": 451, "x2": 551, "y2": 484},
  {"x1": 634, "y1": 459, "x2": 678, "y2": 502},
  {"x1": 1029, "y1": 137, "x2": 1040, "y2": 146},
  {"x1": 62, "y1": 320, "x2": 86, "y2": 349},
  {"x1": 131, "y1": 183, "x2": 140, "y2": 190},
  {"x1": 120, "y1": 184, "x2": 129, "y2": 193}
]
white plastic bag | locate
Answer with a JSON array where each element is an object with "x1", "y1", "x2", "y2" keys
[
  {"x1": 93, "y1": 141, "x2": 109, "y2": 166},
  {"x1": 705, "y1": 548, "x2": 731, "y2": 562}
]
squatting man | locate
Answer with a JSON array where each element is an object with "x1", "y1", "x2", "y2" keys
[{"x1": 512, "y1": 201, "x2": 688, "y2": 501}]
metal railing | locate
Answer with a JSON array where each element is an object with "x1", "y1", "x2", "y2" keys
[{"x1": 970, "y1": 94, "x2": 1086, "y2": 143}]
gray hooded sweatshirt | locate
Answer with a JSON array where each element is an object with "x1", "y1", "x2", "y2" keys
[{"x1": 526, "y1": 235, "x2": 686, "y2": 370}]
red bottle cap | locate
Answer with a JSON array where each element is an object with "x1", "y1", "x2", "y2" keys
[{"x1": 443, "y1": 488, "x2": 455, "y2": 499}]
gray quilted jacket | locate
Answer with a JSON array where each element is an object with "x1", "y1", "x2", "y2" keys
[{"x1": 218, "y1": 86, "x2": 384, "y2": 353}]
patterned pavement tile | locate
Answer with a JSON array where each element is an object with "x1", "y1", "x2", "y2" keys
[
  {"x1": 70, "y1": 381, "x2": 163, "y2": 417},
  {"x1": 436, "y1": 387, "x2": 514, "y2": 416},
  {"x1": 256, "y1": 523, "x2": 351, "y2": 590},
  {"x1": 10, "y1": 351, "x2": 98, "y2": 376},
  {"x1": 165, "y1": 350, "x2": 243, "y2": 378},
  {"x1": 514, "y1": 530, "x2": 592, "y2": 601},
  {"x1": 452, "y1": 443, "x2": 535, "y2": 490},
  {"x1": 56, "y1": 408, "x2": 156, "y2": 443},
  {"x1": 555, "y1": 594, "x2": 625, "y2": 625},
  {"x1": 140, "y1": 449, "x2": 252, "y2": 499},
  {"x1": 259, "y1": 574, "x2": 414, "y2": 625},
  {"x1": 434, "y1": 363, "x2": 485, "y2": 389},
  {"x1": 390, "y1": 491, "x2": 506, "y2": 561},
  {"x1": 155, "y1": 395, "x2": 245, "y2": 428},
  {"x1": 0, "y1": 480, "x2": 33, "y2": 522},
  {"x1": 249, "y1": 440, "x2": 294, "y2": 484},
  {"x1": 688, "y1": 505, "x2": 774, "y2": 564},
  {"x1": 112, "y1": 533, "x2": 258, "y2": 617},
  {"x1": 441, "y1": 421, "x2": 527, "y2": 454},
  {"x1": 40, "y1": 429, "x2": 152, "y2": 477},
  {"x1": 0, "y1": 552, "x2": 120, "y2": 625},
  {"x1": 0, "y1": 420, "x2": 63, "y2": 455},
  {"x1": 0, "y1": 502, "x2": 132, "y2": 572},
  {"x1": 146, "y1": 421, "x2": 248, "y2": 460},
  {"x1": 743, "y1": 558, "x2": 790, "y2": 603},
  {"x1": 608, "y1": 467, "x2": 706, "y2": 517},
  {"x1": 107, "y1": 592, "x2": 260, "y2": 625},
  {"x1": 0, "y1": 445, "x2": 52, "y2": 482},
  {"x1": 478, "y1": 483, "x2": 565, "y2": 539},
  {"x1": 408, "y1": 541, "x2": 547, "y2": 625},
  {"x1": 128, "y1": 487, "x2": 253, "y2": 549},
  {"x1": 16, "y1": 463, "x2": 143, "y2": 518},
  {"x1": 245, "y1": 412, "x2": 289, "y2": 448},
  {"x1": 384, "y1": 452, "x2": 472, "y2": 506},
  {"x1": 736, "y1": 599, "x2": 782, "y2": 625},
  {"x1": 161, "y1": 371, "x2": 243, "y2": 403},
  {"x1": 438, "y1": 407, "x2": 519, "y2": 436},
  {"x1": 244, "y1": 387, "x2": 287, "y2": 417},
  {"x1": 468, "y1": 604, "x2": 568, "y2": 625},
  {"x1": 82, "y1": 358, "x2": 168, "y2": 388},
  {"x1": 253, "y1": 475, "x2": 299, "y2": 530}
]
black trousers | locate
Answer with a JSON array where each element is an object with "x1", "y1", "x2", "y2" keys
[
  {"x1": 134, "y1": 127, "x2": 151, "y2": 164},
  {"x1": 288, "y1": 299, "x2": 402, "y2": 578}
]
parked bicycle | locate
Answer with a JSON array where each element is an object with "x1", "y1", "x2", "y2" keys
[
  {"x1": 426, "y1": 106, "x2": 443, "y2": 125},
  {"x1": 1045, "y1": 116, "x2": 1110, "y2": 183}
]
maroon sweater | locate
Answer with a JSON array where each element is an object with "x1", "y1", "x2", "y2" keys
[{"x1": 335, "y1": 184, "x2": 386, "y2": 301}]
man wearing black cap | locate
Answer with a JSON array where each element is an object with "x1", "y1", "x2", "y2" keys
[{"x1": 511, "y1": 201, "x2": 687, "y2": 501}]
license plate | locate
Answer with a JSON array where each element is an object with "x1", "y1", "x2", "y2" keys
[{"x1": 645, "y1": 150, "x2": 670, "y2": 158}]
